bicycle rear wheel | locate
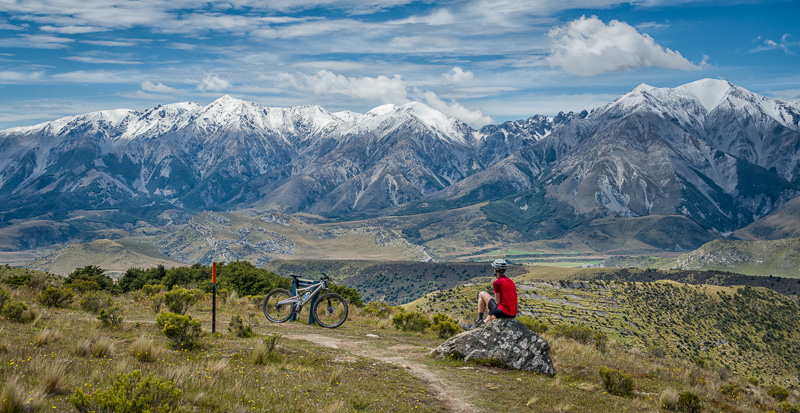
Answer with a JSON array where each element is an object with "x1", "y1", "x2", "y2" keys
[
  {"x1": 263, "y1": 288, "x2": 293, "y2": 323},
  {"x1": 312, "y1": 293, "x2": 348, "y2": 328}
]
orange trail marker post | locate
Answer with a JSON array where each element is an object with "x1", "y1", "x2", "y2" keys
[{"x1": 212, "y1": 262, "x2": 217, "y2": 333}]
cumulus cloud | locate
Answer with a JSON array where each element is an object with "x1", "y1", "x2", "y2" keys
[
  {"x1": 289, "y1": 70, "x2": 408, "y2": 104},
  {"x1": 546, "y1": 16, "x2": 703, "y2": 76},
  {"x1": 417, "y1": 90, "x2": 492, "y2": 127},
  {"x1": 141, "y1": 81, "x2": 181, "y2": 94},
  {"x1": 443, "y1": 67, "x2": 473, "y2": 83},
  {"x1": 198, "y1": 74, "x2": 230, "y2": 92}
]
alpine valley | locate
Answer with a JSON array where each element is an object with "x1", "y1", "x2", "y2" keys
[{"x1": 2, "y1": 78, "x2": 800, "y2": 273}]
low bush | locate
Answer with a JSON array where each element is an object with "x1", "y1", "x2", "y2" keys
[
  {"x1": 156, "y1": 312, "x2": 202, "y2": 348},
  {"x1": 517, "y1": 316, "x2": 548, "y2": 334},
  {"x1": 676, "y1": 391, "x2": 703, "y2": 413},
  {"x1": 392, "y1": 311, "x2": 431, "y2": 332},
  {"x1": 142, "y1": 284, "x2": 167, "y2": 296},
  {"x1": 80, "y1": 291, "x2": 114, "y2": 314},
  {"x1": 228, "y1": 314, "x2": 255, "y2": 338},
  {"x1": 70, "y1": 370, "x2": 183, "y2": 413},
  {"x1": 781, "y1": 401, "x2": 800, "y2": 413},
  {"x1": 97, "y1": 306, "x2": 124, "y2": 328},
  {"x1": 2, "y1": 300, "x2": 36, "y2": 323},
  {"x1": 39, "y1": 286, "x2": 74, "y2": 308},
  {"x1": 551, "y1": 323, "x2": 607, "y2": 352},
  {"x1": 163, "y1": 287, "x2": 201, "y2": 315},
  {"x1": 0, "y1": 288, "x2": 10, "y2": 309},
  {"x1": 431, "y1": 313, "x2": 459, "y2": 339},
  {"x1": 719, "y1": 382, "x2": 741, "y2": 397},
  {"x1": 768, "y1": 385, "x2": 790, "y2": 402},
  {"x1": 598, "y1": 367, "x2": 634, "y2": 397},
  {"x1": 360, "y1": 301, "x2": 395, "y2": 318}
]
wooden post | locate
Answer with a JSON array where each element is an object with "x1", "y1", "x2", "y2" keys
[{"x1": 212, "y1": 262, "x2": 217, "y2": 333}]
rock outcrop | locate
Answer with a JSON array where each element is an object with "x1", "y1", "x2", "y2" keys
[{"x1": 431, "y1": 319, "x2": 555, "y2": 376}]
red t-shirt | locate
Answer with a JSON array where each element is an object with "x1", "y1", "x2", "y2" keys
[{"x1": 493, "y1": 275, "x2": 517, "y2": 316}]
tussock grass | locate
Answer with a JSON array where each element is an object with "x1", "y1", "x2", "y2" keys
[
  {"x1": 0, "y1": 377, "x2": 24, "y2": 413},
  {"x1": 130, "y1": 335, "x2": 161, "y2": 362},
  {"x1": 40, "y1": 364, "x2": 67, "y2": 395},
  {"x1": 34, "y1": 328, "x2": 59, "y2": 346},
  {"x1": 329, "y1": 365, "x2": 345, "y2": 386}
]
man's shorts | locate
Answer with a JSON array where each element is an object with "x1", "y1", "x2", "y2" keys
[{"x1": 487, "y1": 298, "x2": 515, "y2": 318}]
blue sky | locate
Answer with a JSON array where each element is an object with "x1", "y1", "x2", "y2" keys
[{"x1": 0, "y1": 0, "x2": 798, "y2": 129}]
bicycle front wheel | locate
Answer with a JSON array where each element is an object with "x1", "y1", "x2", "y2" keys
[
  {"x1": 312, "y1": 293, "x2": 348, "y2": 328},
  {"x1": 263, "y1": 288, "x2": 293, "y2": 323}
]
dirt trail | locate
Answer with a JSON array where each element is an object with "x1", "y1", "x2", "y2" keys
[{"x1": 282, "y1": 332, "x2": 479, "y2": 413}]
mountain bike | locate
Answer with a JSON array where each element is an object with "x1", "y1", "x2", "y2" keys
[{"x1": 262, "y1": 274, "x2": 348, "y2": 328}]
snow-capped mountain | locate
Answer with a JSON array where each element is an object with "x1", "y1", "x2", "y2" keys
[
  {"x1": 1, "y1": 79, "x2": 798, "y2": 252},
  {"x1": 442, "y1": 79, "x2": 800, "y2": 244}
]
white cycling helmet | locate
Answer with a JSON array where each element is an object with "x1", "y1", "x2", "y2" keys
[{"x1": 491, "y1": 259, "x2": 507, "y2": 272}]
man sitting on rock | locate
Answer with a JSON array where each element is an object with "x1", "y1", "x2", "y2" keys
[{"x1": 461, "y1": 259, "x2": 517, "y2": 330}]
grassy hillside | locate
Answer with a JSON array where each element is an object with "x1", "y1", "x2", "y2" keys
[
  {"x1": 1, "y1": 268, "x2": 798, "y2": 412},
  {"x1": 669, "y1": 238, "x2": 800, "y2": 277},
  {"x1": 27, "y1": 238, "x2": 187, "y2": 277},
  {"x1": 736, "y1": 196, "x2": 800, "y2": 240},
  {"x1": 410, "y1": 274, "x2": 800, "y2": 384}
]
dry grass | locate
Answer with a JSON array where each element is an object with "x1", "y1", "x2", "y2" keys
[
  {"x1": 329, "y1": 365, "x2": 345, "y2": 386},
  {"x1": 33, "y1": 328, "x2": 59, "y2": 346},
  {"x1": 40, "y1": 364, "x2": 67, "y2": 395},
  {"x1": 92, "y1": 336, "x2": 115, "y2": 358},
  {"x1": 0, "y1": 377, "x2": 24, "y2": 413},
  {"x1": 130, "y1": 335, "x2": 161, "y2": 362}
]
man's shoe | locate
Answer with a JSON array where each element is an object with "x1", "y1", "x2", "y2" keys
[{"x1": 461, "y1": 319, "x2": 484, "y2": 331}]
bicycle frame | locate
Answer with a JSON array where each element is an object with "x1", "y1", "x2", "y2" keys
[{"x1": 277, "y1": 278, "x2": 327, "y2": 309}]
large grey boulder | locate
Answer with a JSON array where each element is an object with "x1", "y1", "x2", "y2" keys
[{"x1": 431, "y1": 319, "x2": 555, "y2": 376}]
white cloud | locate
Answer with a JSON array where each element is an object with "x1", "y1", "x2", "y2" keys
[
  {"x1": 52, "y1": 70, "x2": 133, "y2": 83},
  {"x1": 197, "y1": 74, "x2": 231, "y2": 92},
  {"x1": 83, "y1": 40, "x2": 140, "y2": 47},
  {"x1": 41, "y1": 25, "x2": 108, "y2": 34},
  {"x1": 751, "y1": 34, "x2": 798, "y2": 54},
  {"x1": 443, "y1": 67, "x2": 473, "y2": 83},
  {"x1": 0, "y1": 34, "x2": 73, "y2": 49},
  {"x1": 0, "y1": 70, "x2": 45, "y2": 84},
  {"x1": 417, "y1": 90, "x2": 492, "y2": 127},
  {"x1": 141, "y1": 81, "x2": 181, "y2": 94},
  {"x1": 64, "y1": 56, "x2": 141, "y2": 65},
  {"x1": 546, "y1": 16, "x2": 704, "y2": 76},
  {"x1": 289, "y1": 70, "x2": 408, "y2": 104}
]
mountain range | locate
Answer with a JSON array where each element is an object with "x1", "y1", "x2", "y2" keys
[{"x1": 1, "y1": 78, "x2": 799, "y2": 261}]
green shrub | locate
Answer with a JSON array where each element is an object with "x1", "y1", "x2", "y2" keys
[
  {"x1": 228, "y1": 314, "x2": 255, "y2": 338},
  {"x1": 80, "y1": 291, "x2": 114, "y2": 314},
  {"x1": 39, "y1": 286, "x2": 73, "y2": 308},
  {"x1": 552, "y1": 323, "x2": 607, "y2": 352},
  {"x1": 676, "y1": 391, "x2": 703, "y2": 413},
  {"x1": 0, "y1": 288, "x2": 10, "y2": 309},
  {"x1": 781, "y1": 401, "x2": 800, "y2": 413},
  {"x1": 156, "y1": 312, "x2": 202, "y2": 348},
  {"x1": 719, "y1": 383, "x2": 741, "y2": 397},
  {"x1": 517, "y1": 316, "x2": 548, "y2": 334},
  {"x1": 141, "y1": 284, "x2": 167, "y2": 296},
  {"x1": 66, "y1": 265, "x2": 118, "y2": 293},
  {"x1": 360, "y1": 301, "x2": 395, "y2": 318},
  {"x1": 599, "y1": 367, "x2": 634, "y2": 397},
  {"x1": 768, "y1": 385, "x2": 790, "y2": 402},
  {"x1": 2, "y1": 300, "x2": 35, "y2": 323},
  {"x1": 431, "y1": 313, "x2": 459, "y2": 339},
  {"x1": 163, "y1": 287, "x2": 201, "y2": 315},
  {"x1": 98, "y1": 306, "x2": 124, "y2": 328},
  {"x1": 70, "y1": 370, "x2": 183, "y2": 413},
  {"x1": 392, "y1": 311, "x2": 431, "y2": 332}
]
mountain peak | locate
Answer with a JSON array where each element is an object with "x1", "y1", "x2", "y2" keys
[{"x1": 675, "y1": 78, "x2": 735, "y2": 112}]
